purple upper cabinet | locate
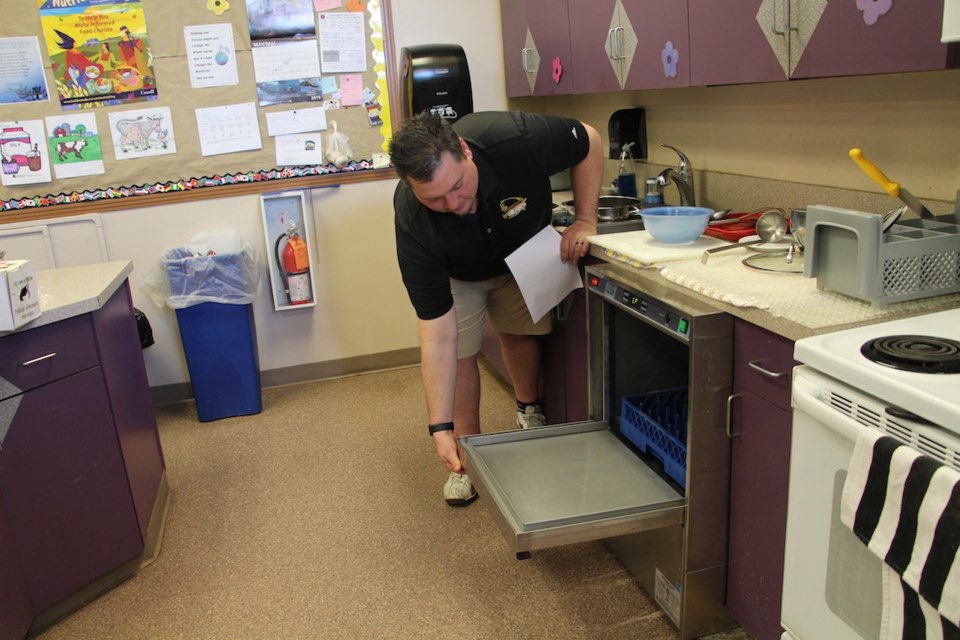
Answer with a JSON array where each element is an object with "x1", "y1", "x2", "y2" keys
[
  {"x1": 569, "y1": 0, "x2": 622, "y2": 93},
  {"x1": 689, "y1": 0, "x2": 788, "y2": 86},
  {"x1": 791, "y1": 1, "x2": 951, "y2": 79},
  {"x1": 690, "y1": 1, "x2": 952, "y2": 87},
  {"x1": 500, "y1": 0, "x2": 575, "y2": 97},
  {"x1": 500, "y1": 0, "x2": 533, "y2": 97},
  {"x1": 527, "y1": 0, "x2": 576, "y2": 95},
  {"x1": 621, "y1": 0, "x2": 691, "y2": 90},
  {"x1": 570, "y1": 0, "x2": 690, "y2": 93}
]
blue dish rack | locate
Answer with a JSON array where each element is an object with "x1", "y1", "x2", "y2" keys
[{"x1": 620, "y1": 388, "x2": 688, "y2": 488}]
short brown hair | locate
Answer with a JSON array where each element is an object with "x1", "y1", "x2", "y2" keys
[{"x1": 388, "y1": 112, "x2": 465, "y2": 182}]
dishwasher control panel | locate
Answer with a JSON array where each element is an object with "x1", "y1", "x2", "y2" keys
[{"x1": 587, "y1": 273, "x2": 691, "y2": 341}]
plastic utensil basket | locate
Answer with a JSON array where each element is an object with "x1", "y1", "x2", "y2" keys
[
  {"x1": 805, "y1": 205, "x2": 960, "y2": 308},
  {"x1": 620, "y1": 388, "x2": 688, "y2": 488}
]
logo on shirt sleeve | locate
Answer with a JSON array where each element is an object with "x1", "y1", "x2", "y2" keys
[{"x1": 500, "y1": 196, "x2": 528, "y2": 219}]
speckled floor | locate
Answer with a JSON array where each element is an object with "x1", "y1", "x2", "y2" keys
[{"x1": 37, "y1": 362, "x2": 753, "y2": 640}]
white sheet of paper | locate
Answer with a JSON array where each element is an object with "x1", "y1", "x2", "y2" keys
[
  {"x1": 317, "y1": 12, "x2": 368, "y2": 73},
  {"x1": 195, "y1": 102, "x2": 262, "y2": 156},
  {"x1": 184, "y1": 24, "x2": 239, "y2": 89},
  {"x1": 266, "y1": 107, "x2": 327, "y2": 136},
  {"x1": 252, "y1": 39, "x2": 322, "y2": 82},
  {"x1": 275, "y1": 132, "x2": 323, "y2": 165},
  {"x1": 504, "y1": 226, "x2": 583, "y2": 323}
]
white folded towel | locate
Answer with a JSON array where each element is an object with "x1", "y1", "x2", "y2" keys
[{"x1": 841, "y1": 427, "x2": 960, "y2": 640}]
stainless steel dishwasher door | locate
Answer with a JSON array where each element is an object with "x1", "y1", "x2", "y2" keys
[{"x1": 460, "y1": 421, "x2": 684, "y2": 557}]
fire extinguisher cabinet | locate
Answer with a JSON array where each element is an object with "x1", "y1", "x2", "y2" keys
[{"x1": 175, "y1": 302, "x2": 262, "y2": 422}]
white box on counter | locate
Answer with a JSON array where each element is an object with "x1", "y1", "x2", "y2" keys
[{"x1": 0, "y1": 259, "x2": 41, "y2": 330}]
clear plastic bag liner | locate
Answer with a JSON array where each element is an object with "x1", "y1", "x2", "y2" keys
[{"x1": 142, "y1": 241, "x2": 261, "y2": 309}]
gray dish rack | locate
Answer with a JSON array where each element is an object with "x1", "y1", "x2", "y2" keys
[{"x1": 804, "y1": 205, "x2": 960, "y2": 308}]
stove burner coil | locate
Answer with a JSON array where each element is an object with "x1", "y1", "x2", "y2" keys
[{"x1": 860, "y1": 335, "x2": 960, "y2": 374}]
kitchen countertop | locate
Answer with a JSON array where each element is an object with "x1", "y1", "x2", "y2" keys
[
  {"x1": 586, "y1": 237, "x2": 960, "y2": 341},
  {"x1": 1, "y1": 260, "x2": 133, "y2": 336}
]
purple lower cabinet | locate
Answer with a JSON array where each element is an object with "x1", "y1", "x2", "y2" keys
[
  {"x1": 726, "y1": 393, "x2": 792, "y2": 640},
  {"x1": 0, "y1": 503, "x2": 32, "y2": 640},
  {"x1": 0, "y1": 368, "x2": 143, "y2": 615}
]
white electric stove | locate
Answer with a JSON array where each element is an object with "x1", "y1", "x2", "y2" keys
[
  {"x1": 794, "y1": 307, "x2": 960, "y2": 431},
  {"x1": 782, "y1": 307, "x2": 960, "y2": 640}
]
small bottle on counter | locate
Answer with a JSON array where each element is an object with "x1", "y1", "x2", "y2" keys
[{"x1": 643, "y1": 177, "x2": 664, "y2": 207}]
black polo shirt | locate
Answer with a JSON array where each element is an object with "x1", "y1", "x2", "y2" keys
[{"x1": 394, "y1": 111, "x2": 589, "y2": 320}]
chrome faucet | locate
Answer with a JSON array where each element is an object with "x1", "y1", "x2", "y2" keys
[{"x1": 656, "y1": 144, "x2": 695, "y2": 207}]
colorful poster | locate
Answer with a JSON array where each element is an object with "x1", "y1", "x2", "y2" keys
[
  {"x1": 44, "y1": 113, "x2": 105, "y2": 179},
  {"x1": 37, "y1": 0, "x2": 158, "y2": 110},
  {"x1": 0, "y1": 119, "x2": 52, "y2": 187},
  {"x1": 107, "y1": 106, "x2": 175, "y2": 160}
]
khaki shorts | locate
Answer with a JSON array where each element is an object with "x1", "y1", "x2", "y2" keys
[{"x1": 451, "y1": 274, "x2": 552, "y2": 359}]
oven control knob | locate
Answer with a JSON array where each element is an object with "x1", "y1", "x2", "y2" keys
[{"x1": 664, "y1": 312, "x2": 671, "y2": 326}]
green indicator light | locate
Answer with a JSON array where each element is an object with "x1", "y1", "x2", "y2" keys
[{"x1": 677, "y1": 318, "x2": 689, "y2": 334}]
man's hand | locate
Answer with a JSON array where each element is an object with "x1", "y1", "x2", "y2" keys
[
  {"x1": 433, "y1": 431, "x2": 462, "y2": 473},
  {"x1": 561, "y1": 218, "x2": 598, "y2": 263}
]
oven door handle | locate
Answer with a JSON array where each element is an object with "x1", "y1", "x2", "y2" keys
[{"x1": 793, "y1": 371, "x2": 863, "y2": 443}]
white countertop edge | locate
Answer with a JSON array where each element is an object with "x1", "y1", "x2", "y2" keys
[{"x1": 2, "y1": 260, "x2": 133, "y2": 336}]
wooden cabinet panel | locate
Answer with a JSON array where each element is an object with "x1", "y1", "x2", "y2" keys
[
  {"x1": 0, "y1": 368, "x2": 142, "y2": 612},
  {"x1": 726, "y1": 318, "x2": 796, "y2": 640},
  {"x1": 499, "y1": 0, "x2": 575, "y2": 97},
  {"x1": 568, "y1": 0, "x2": 621, "y2": 93},
  {"x1": 0, "y1": 502, "x2": 32, "y2": 640},
  {"x1": 500, "y1": 0, "x2": 533, "y2": 97},
  {"x1": 726, "y1": 392, "x2": 792, "y2": 640},
  {"x1": 620, "y1": 0, "x2": 690, "y2": 90},
  {"x1": 688, "y1": 0, "x2": 786, "y2": 86},
  {"x1": 93, "y1": 283, "x2": 165, "y2": 541},
  {"x1": 792, "y1": 1, "x2": 950, "y2": 79},
  {"x1": 690, "y1": 0, "x2": 952, "y2": 87},
  {"x1": 733, "y1": 320, "x2": 795, "y2": 410},
  {"x1": 0, "y1": 315, "x2": 97, "y2": 401}
]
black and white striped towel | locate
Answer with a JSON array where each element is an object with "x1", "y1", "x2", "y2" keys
[{"x1": 841, "y1": 427, "x2": 960, "y2": 640}]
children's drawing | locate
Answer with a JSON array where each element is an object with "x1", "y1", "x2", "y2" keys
[
  {"x1": 107, "y1": 106, "x2": 176, "y2": 160},
  {"x1": 45, "y1": 113, "x2": 105, "y2": 179},
  {"x1": 0, "y1": 120, "x2": 52, "y2": 187}
]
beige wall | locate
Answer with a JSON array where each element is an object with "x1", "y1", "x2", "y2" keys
[{"x1": 517, "y1": 69, "x2": 960, "y2": 210}]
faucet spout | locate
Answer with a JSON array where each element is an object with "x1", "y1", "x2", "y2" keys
[{"x1": 656, "y1": 144, "x2": 695, "y2": 206}]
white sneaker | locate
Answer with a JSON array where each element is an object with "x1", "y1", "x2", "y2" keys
[
  {"x1": 517, "y1": 405, "x2": 546, "y2": 429},
  {"x1": 443, "y1": 472, "x2": 478, "y2": 507}
]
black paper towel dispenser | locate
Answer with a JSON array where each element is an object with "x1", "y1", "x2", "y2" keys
[{"x1": 400, "y1": 44, "x2": 473, "y2": 123}]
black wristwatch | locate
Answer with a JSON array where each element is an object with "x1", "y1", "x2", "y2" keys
[{"x1": 428, "y1": 422, "x2": 455, "y2": 436}]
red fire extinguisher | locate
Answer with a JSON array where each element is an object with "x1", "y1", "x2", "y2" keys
[{"x1": 274, "y1": 223, "x2": 312, "y2": 305}]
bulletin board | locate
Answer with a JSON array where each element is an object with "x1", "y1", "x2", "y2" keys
[{"x1": 0, "y1": 0, "x2": 399, "y2": 223}]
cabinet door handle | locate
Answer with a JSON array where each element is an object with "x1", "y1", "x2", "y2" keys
[
  {"x1": 521, "y1": 48, "x2": 532, "y2": 73},
  {"x1": 610, "y1": 27, "x2": 625, "y2": 60},
  {"x1": 726, "y1": 393, "x2": 741, "y2": 438},
  {"x1": 607, "y1": 28, "x2": 619, "y2": 60},
  {"x1": 786, "y1": 0, "x2": 798, "y2": 32},
  {"x1": 20, "y1": 352, "x2": 57, "y2": 366},
  {"x1": 772, "y1": 0, "x2": 786, "y2": 35},
  {"x1": 748, "y1": 360, "x2": 788, "y2": 379}
]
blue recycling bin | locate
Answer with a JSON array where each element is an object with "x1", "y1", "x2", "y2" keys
[
  {"x1": 161, "y1": 245, "x2": 262, "y2": 422},
  {"x1": 175, "y1": 302, "x2": 262, "y2": 422}
]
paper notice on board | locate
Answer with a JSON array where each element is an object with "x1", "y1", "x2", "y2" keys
[
  {"x1": 318, "y1": 12, "x2": 367, "y2": 73},
  {"x1": 0, "y1": 37, "x2": 50, "y2": 105},
  {"x1": 265, "y1": 107, "x2": 327, "y2": 137},
  {"x1": 195, "y1": 102, "x2": 262, "y2": 156},
  {"x1": 276, "y1": 132, "x2": 324, "y2": 166},
  {"x1": 184, "y1": 23, "x2": 239, "y2": 88}
]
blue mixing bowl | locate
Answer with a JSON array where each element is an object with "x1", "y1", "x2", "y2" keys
[{"x1": 640, "y1": 206, "x2": 714, "y2": 244}]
